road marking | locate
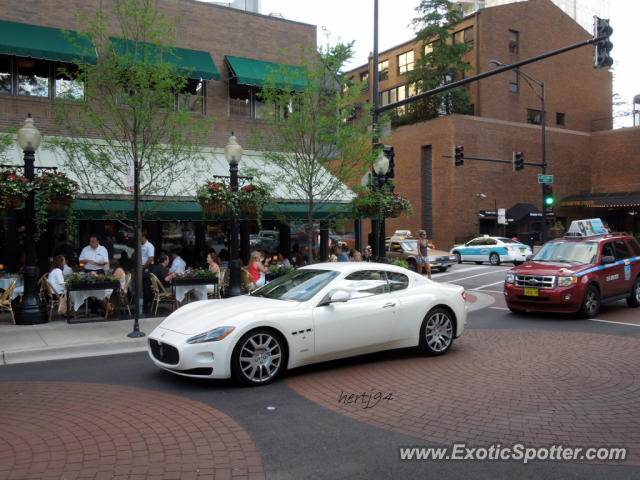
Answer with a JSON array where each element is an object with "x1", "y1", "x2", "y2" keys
[
  {"x1": 432, "y1": 266, "x2": 487, "y2": 277},
  {"x1": 474, "y1": 280, "x2": 505, "y2": 290},
  {"x1": 449, "y1": 269, "x2": 510, "y2": 282},
  {"x1": 588, "y1": 318, "x2": 640, "y2": 328},
  {"x1": 490, "y1": 306, "x2": 509, "y2": 310}
]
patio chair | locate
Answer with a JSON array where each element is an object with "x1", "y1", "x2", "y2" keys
[
  {"x1": 38, "y1": 273, "x2": 49, "y2": 303},
  {"x1": 149, "y1": 273, "x2": 178, "y2": 315},
  {"x1": 0, "y1": 278, "x2": 18, "y2": 324},
  {"x1": 45, "y1": 279, "x2": 62, "y2": 322},
  {"x1": 207, "y1": 269, "x2": 226, "y2": 299},
  {"x1": 240, "y1": 267, "x2": 258, "y2": 294},
  {"x1": 120, "y1": 273, "x2": 132, "y2": 317}
]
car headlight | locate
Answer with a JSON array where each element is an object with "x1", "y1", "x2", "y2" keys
[
  {"x1": 449, "y1": 255, "x2": 457, "y2": 261},
  {"x1": 505, "y1": 273, "x2": 515, "y2": 284},
  {"x1": 557, "y1": 276, "x2": 577, "y2": 287},
  {"x1": 187, "y1": 326, "x2": 235, "y2": 344}
]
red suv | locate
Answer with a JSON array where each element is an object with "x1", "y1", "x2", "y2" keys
[{"x1": 504, "y1": 226, "x2": 640, "y2": 318}]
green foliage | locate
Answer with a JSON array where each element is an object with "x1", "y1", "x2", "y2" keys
[
  {"x1": 249, "y1": 42, "x2": 376, "y2": 257},
  {"x1": 196, "y1": 182, "x2": 233, "y2": 204},
  {"x1": 351, "y1": 183, "x2": 413, "y2": 218},
  {"x1": 174, "y1": 268, "x2": 217, "y2": 279},
  {"x1": 395, "y1": 0, "x2": 472, "y2": 126},
  {"x1": 392, "y1": 259, "x2": 410, "y2": 269},
  {"x1": 65, "y1": 272, "x2": 119, "y2": 287},
  {"x1": 0, "y1": 170, "x2": 30, "y2": 197}
]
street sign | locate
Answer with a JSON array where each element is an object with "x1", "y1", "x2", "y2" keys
[
  {"x1": 497, "y1": 208, "x2": 506, "y2": 225},
  {"x1": 538, "y1": 174, "x2": 554, "y2": 184}
]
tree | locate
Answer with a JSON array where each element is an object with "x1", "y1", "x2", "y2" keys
[
  {"x1": 52, "y1": 0, "x2": 213, "y2": 329},
  {"x1": 397, "y1": 0, "x2": 472, "y2": 126},
  {"x1": 249, "y1": 43, "x2": 375, "y2": 259}
]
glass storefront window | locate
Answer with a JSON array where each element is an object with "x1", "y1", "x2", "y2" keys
[
  {"x1": 55, "y1": 62, "x2": 84, "y2": 100},
  {"x1": 0, "y1": 55, "x2": 11, "y2": 94},
  {"x1": 18, "y1": 58, "x2": 50, "y2": 98},
  {"x1": 229, "y1": 82, "x2": 251, "y2": 118},
  {"x1": 176, "y1": 78, "x2": 205, "y2": 114}
]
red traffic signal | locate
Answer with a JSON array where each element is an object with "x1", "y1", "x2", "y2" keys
[{"x1": 454, "y1": 145, "x2": 464, "y2": 166}]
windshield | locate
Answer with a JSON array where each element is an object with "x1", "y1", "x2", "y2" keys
[
  {"x1": 533, "y1": 241, "x2": 598, "y2": 264},
  {"x1": 251, "y1": 269, "x2": 339, "y2": 302},
  {"x1": 403, "y1": 240, "x2": 418, "y2": 251}
]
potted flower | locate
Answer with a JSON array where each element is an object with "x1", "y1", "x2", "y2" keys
[
  {"x1": 173, "y1": 268, "x2": 218, "y2": 284},
  {"x1": 0, "y1": 170, "x2": 30, "y2": 210},
  {"x1": 236, "y1": 183, "x2": 271, "y2": 227},
  {"x1": 351, "y1": 187, "x2": 382, "y2": 218},
  {"x1": 196, "y1": 181, "x2": 233, "y2": 215},
  {"x1": 65, "y1": 272, "x2": 120, "y2": 290},
  {"x1": 32, "y1": 171, "x2": 80, "y2": 211},
  {"x1": 381, "y1": 190, "x2": 413, "y2": 218}
]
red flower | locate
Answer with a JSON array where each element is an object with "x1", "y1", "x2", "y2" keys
[{"x1": 20, "y1": 178, "x2": 27, "y2": 183}]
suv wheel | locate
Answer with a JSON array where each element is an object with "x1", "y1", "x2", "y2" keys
[
  {"x1": 627, "y1": 276, "x2": 640, "y2": 308},
  {"x1": 579, "y1": 285, "x2": 600, "y2": 318}
]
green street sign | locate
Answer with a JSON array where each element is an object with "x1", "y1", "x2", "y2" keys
[{"x1": 538, "y1": 174, "x2": 554, "y2": 184}]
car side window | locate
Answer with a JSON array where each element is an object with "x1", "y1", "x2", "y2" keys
[
  {"x1": 485, "y1": 238, "x2": 497, "y2": 245},
  {"x1": 613, "y1": 240, "x2": 631, "y2": 261},
  {"x1": 467, "y1": 239, "x2": 482, "y2": 246},
  {"x1": 626, "y1": 238, "x2": 640, "y2": 257},
  {"x1": 601, "y1": 242, "x2": 615, "y2": 261},
  {"x1": 386, "y1": 272, "x2": 409, "y2": 292},
  {"x1": 339, "y1": 270, "x2": 390, "y2": 299}
]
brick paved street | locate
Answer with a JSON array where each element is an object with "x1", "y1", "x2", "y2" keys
[{"x1": 0, "y1": 382, "x2": 264, "y2": 480}]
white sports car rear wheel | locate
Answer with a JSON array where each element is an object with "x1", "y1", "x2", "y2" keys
[{"x1": 419, "y1": 307, "x2": 454, "y2": 356}]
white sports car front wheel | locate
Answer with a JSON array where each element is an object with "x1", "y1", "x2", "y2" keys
[{"x1": 231, "y1": 329, "x2": 286, "y2": 386}]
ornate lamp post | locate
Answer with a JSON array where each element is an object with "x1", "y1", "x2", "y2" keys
[
  {"x1": 15, "y1": 114, "x2": 47, "y2": 325},
  {"x1": 372, "y1": 147, "x2": 389, "y2": 260},
  {"x1": 225, "y1": 133, "x2": 242, "y2": 297}
]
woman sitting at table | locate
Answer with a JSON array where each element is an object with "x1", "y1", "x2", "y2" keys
[
  {"x1": 48, "y1": 255, "x2": 67, "y2": 295},
  {"x1": 206, "y1": 251, "x2": 220, "y2": 296},
  {"x1": 248, "y1": 250, "x2": 269, "y2": 288},
  {"x1": 106, "y1": 259, "x2": 127, "y2": 312}
]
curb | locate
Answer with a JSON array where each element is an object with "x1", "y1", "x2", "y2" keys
[{"x1": 2, "y1": 338, "x2": 149, "y2": 365}]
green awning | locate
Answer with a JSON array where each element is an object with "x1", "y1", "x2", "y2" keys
[
  {"x1": 110, "y1": 38, "x2": 220, "y2": 80},
  {"x1": 0, "y1": 19, "x2": 95, "y2": 64},
  {"x1": 52, "y1": 199, "x2": 350, "y2": 221},
  {"x1": 225, "y1": 55, "x2": 306, "y2": 91}
]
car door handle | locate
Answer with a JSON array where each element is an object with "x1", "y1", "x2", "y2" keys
[{"x1": 382, "y1": 302, "x2": 396, "y2": 308}]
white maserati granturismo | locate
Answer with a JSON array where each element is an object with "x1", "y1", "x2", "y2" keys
[{"x1": 148, "y1": 262, "x2": 467, "y2": 386}]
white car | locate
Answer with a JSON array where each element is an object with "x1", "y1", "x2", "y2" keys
[
  {"x1": 450, "y1": 236, "x2": 532, "y2": 266},
  {"x1": 148, "y1": 262, "x2": 467, "y2": 386}
]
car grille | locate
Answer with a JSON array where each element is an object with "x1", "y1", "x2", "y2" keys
[
  {"x1": 149, "y1": 339, "x2": 179, "y2": 365},
  {"x1": 514, "y1": 274, "x2": 555, "y2": 289}
]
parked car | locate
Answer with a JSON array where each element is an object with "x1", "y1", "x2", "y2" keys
[
  {"x1": 504, "y1": 219, "x2": 640, "y2": 318},
  {"x1": 450, "y1": 236, "x2": 532, "y2": 266},
  {"x1": 113, "y1": 243, "x2": 134, "y2": 261},
  {"x1": 386, "y1": 236, "x2": 456, "y2": 272},
  {"x1": 148, "y1": 262, "x2": 468, "y2": 385}
]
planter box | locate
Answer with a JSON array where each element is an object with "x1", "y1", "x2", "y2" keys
[
  {"x1": 201, "y1": 201, "x2": 228, "y2": 215},
  {"x1": 47, "y1": 197, "x2": 72, "y2": 211},
  {"x1": 67, "y1": 280, "x2": 120, "y2": 291},
  {"x1": 3, "y1": 195, "x2": 24, "y2": 210},
  {"x1": 172, "y1": 277, "x2": 218, "y2": 285}
]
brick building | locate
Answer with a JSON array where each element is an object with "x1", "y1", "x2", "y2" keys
[
  {"x1": 0, "y1": 0, "x2": 358, "y2": 271},
  {"x1": 346, "y1": 0, "x2": 640, "y2": 248}
]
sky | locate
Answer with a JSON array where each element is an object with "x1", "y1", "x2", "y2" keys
[{"x1": 257, "y1": 0, "x2": 639, "y2": 127}]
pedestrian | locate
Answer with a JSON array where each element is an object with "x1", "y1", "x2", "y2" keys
[
  {"x1": 417, "y1": 230, "x2": 432, "y2": 279},
  {"x1": 140, "y1": 233, "x2": 155, "y2": 269},
  {"x1": 335, "y1": 244, "x2": 349, "y2": 262},
  {"x1": 79, "y1": 235, "x2": 109, "y2": 273},
  {"x1": 363, "y1": 245, "x2": 373, "y2": 262}
]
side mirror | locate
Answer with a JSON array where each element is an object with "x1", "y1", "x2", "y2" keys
[
  {"x1": 329, "y1": 290, "x2": 350, "y2": 303},
  {"x1": 601, "y1": 255, "x2": 615, "y2": 265}
]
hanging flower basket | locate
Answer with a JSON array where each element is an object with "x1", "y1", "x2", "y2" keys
[
  {"x1": 240, "y1": 201, "x2": 258, "y2": 216},
  {"x1": 357, "y1": 205, "x2": 380, "y2": 218},
  {"x1": 385, "y1": 205, "x2": 404, "y2": 218},
  {"x1": 47, "y1": 197, "x2": 72, "y2": 211},
  {"x1": 201, "y1": 201, "x2": 228, "y2": 216},
  {"x1": 3, "y1": 195, "x2": 24, "y2": 210}
]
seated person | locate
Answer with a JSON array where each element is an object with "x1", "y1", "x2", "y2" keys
[
  {"x1": 170, "y1": 249, "x2": 187, "y2": 273},
  {"x1": 48, "y1": 255, "x2": 67, "y2": 295},
  {"x1": 248, "y1": 250, "x2": 269, "y2": 288},
  {"x1": 206, "y1": 251, "x2": 220, "y2": 295},
  {"x1": 275, "y1": 251, "x2": 291, "y2": 268},
  {"x1": 149, "y1": 253, "x2": 176, "y2": 287}
]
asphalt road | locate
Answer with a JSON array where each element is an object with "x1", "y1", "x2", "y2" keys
[{"x1": 1, "y1": 263, "x2": 639, "y2": 479}]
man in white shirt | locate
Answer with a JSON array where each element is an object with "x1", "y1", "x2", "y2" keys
[
  {"x1": 169, "y1": 249, "x2": 186, "y2": 273},
  {"x1": 141, "y1": 234, "x2": 155, "y2": 268},
  {"x1": 79, "y1": 235, "x2": 109, "y2": 273}
]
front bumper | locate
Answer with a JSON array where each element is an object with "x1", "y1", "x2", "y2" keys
[
  {"x1": 504, "y1": 283, "x2": 584, "y2": 313},
  {"x1": 147, "y1": 327, "x2": 234, "y2": 379}
]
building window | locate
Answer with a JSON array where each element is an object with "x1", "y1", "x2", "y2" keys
[
  {"x1": 176, "y1": 78, "x2": 205, "y2": 114},
  {"x1": 509, "y1": 30, "x2": 519, "y2": 54},
  {"x1": 397, "y1": 51, "x2": 414, "y2": 75},
  {"x1": 54, "y1": 62, "x2": 84, "y2": 100},
  {"x1": 0, "y1": 55, "x2": 11, "y2": 95},
  {"x1": 509, "y1": 70, "x2": 519, "y2": 93},
  {"x1": 453, "y1": 27, "x2": 474, "y2": 45},
  {"x1": 378, "y1": 60, "x2": 389, "y2": 82},
  {"x1": 360, "y1": 71, "x2": 369, "y2": 83},
  {"x1": 229, "y1": 82, "x2": 252, "y2": 119},
  {"x1": 556, "y1": 112, "x2": 565, "y2": 126},
  {"x1": 527, "y1": 108, "x2": 542, "y2": 125},
  {"x1": 17, "y1": 58, "x2": 50, "y2": 98},
  {"x1": 380, "y1": 84, "x2": 416, "y2": 113}
]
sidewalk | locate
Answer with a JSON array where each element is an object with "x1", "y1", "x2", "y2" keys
[{"x1": 0, "y1": 315, "x2": 164, "y2": 365}]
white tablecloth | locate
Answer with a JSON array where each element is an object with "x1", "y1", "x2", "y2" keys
[
  {"x1": 0, "y1": 277, "x2": 23, "y2": 300},
  {"x1": 69, "y1": 289, "x2": 113, "y2": 312},
  {"x1": 175, "y1": 285, "x2": 208, "y2": 302}
]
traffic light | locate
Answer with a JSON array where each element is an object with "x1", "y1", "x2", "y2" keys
[
  {"x1": 594, "y1": 17, "x2": 613, "y2": 68},
  {"x1": 383, "y1": 145, "x2": 395, "y2": 180},
  {"x1": 543, "y1": 184, "x2": 554, "y2": 207},
  {"x1": 513, "y1": 151, "x2": 524, "y2": 171},
  {"x1": 454, "y1": 145, "x2": 464, "y2": 166}
]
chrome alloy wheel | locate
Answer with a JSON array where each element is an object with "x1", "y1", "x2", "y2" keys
[
  {"x1": 238, "y1": 333, "x2": 283, "y2": 383},
  {"x1": 424, "y1": 311, "x2": 453, "y2": 353}
]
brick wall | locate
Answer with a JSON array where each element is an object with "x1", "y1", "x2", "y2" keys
[{"x1": 591, "y1": 126, "x2": 640, "y2": 194}]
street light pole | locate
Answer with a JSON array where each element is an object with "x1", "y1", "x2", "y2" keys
[
  {"x1": 489, "y1": 60, "x2": 547, "y2": 243},
  {"x1": 15, "y1": 114, "x2": 47, "y2": 325},
  {"x1": 225, "y1": 134, "x2": 242, "y2": 297}
]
